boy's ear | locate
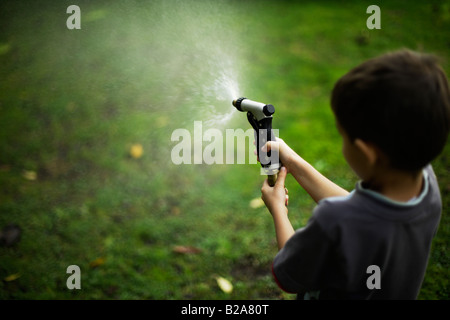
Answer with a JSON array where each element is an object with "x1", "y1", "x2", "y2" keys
[{"x1": 354, "y1": 138, "x2": 378, "y2": 166}]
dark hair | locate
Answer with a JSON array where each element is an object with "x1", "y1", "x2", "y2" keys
[{"x1": 331, "y1": 49, "x2": 450, "y2": 172}]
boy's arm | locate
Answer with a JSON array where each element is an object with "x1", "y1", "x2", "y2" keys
[
  {"x1": 288, "y1": 155, "x2": 349, "y2": 203},
  {"x1": 263, "y1": 138, "x2": 349, "y2": 203},
  {"x1": 261, "y1": 167, "x2": 295, "y2": 250}
]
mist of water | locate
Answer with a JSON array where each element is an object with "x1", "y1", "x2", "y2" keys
[
  {"x1": 115, "y1": 0, "x2": 247, "y2": 129},
  {"x1": 201, "y1": 70, "x2": 241, "y2": 128}
]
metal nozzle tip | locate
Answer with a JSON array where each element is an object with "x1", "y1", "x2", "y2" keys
[{"x1": 233, "y1": 97, "x2": 245, "y2": 111}]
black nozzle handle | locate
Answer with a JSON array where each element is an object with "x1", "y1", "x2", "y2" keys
[
  {"x1": 256, "y1": 117, "x2": 276, "y2": 166},
  {"x1": 247, "y1": 114, "x2": 281, "y2": 176},
  {"x1": 233, "y1": 97, "x2": 281, "y2": 185}
]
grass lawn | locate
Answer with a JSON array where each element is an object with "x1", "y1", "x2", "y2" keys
[{"x1": 0, "y1": 0, "x2": 449, "y2": 300}]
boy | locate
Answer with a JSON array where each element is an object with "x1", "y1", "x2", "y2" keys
[{"x1": 260, "y1": 49, "x2": 450, "y2": 299}]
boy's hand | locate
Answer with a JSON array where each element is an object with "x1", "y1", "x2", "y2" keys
[
  {"x1": 254, "y1": 137, "x2": 299, "y2": 173},
  {"x1": 256, "y1": 136, "x2": 350, "y2": 207},
  {"x1": 261, "y1": 166, "x2": 289, "y2": 216},
  {"x1": 262, "y1": 166, "x2": 295, "y2": 250}
]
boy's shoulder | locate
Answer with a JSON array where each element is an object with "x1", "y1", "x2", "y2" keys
[
  {"x1": 313, "y1": 188, "x2": 374, "y2": 222},
  {"x1": 312, "y1": 165, "x2": 441, "y2": 236},
  {"x1": 311, "y1": 191, "x2": 368, "y2": 237}
]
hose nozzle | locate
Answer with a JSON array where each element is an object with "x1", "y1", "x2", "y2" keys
[
  {"x1": 232, "y1": 97, "x2": 281, "y2": 186},
  {"x1": 232, "y1": 97, "x2": 275, "y2": 120}
]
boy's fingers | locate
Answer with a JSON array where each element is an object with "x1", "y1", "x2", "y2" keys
[
  {"x1": 261, "y1": 179, "x2": 269, "y2": 196},
  {"x1": 261, "y1": 141, "x2": 270, "y2": 152},
  {"x1": 254, "y1": 149, "x2": 260, "y2": 162},
  {"x1": 262, "y1": 140, "x2": 281, "y2": 153},
  {"x1": 275, "y1": 166, "x2": 287, "y2": 187}
]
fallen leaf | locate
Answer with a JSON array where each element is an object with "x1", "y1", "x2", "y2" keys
[
  {"x1": 4, "y1": 273, "x2": 20, "y2": 282},
  {"x1": 89, "y1": 257, "x2": 106, "y2": 268},
  {"x1": 171, "y1": 206, "x2": 181, "y2": 215},
  {"x1": 216, "y1": 276, "x2": 233, "y2": 294},
  {"x1": 155, "y1": 116, "x2": 168, "y2": 128},
  {"x1": 249, "y1": 197, "x2": 264, "y2": 209},
  {"x1": 22, "y1": 170, "x2": 37, "y2": 181},
  {"x1": 173, "y1": 245, "x2": 202, "y2": 254},
  {"x1": 130, "y1": 143, "x2": 143, "y2": 159}
]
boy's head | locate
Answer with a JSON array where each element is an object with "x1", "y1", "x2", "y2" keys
[{"x1": 331, "y1": 49, "x2": 450, "y2": 174}]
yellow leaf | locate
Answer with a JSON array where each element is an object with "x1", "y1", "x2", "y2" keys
[
  {"x1": 130, "y1": 143, "x2": 143, "y2": 159},
  {"x1": 171, "y1": 206, "x2": 181, "y2": 215},
  {"x1": 4, "y1": 273, "x2": 20, "y2": 282},
  {"x1": 89, "y1": 257, "x2": 106, "y2": 268},
  {"x1": 172, "y1": 245, "x2": 202, "y2": 254},
  {"x1": 155, "y1": 116, "x2": 168, "y2": 128},
  {"x1": 216, "y1": 276, "x2": 233, "y2": 294},
  {"x1": 22, "y1": 170, "x2": 37, "y2": 181},
  {"x1": 249, "y1": 197, "x2": 264, "y2": 209}
]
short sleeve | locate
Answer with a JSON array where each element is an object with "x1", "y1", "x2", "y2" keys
[{"x1": 272, "y1": 214, "x2": 334, "y2": 294}]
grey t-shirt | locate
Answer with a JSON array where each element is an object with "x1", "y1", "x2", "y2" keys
[{"x1": 272, "y1": 165, "x2": 442, "y2": 299}]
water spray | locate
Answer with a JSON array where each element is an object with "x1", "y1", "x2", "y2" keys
[{"x1": 232, "y1": 97, "x2": 281, "y2": 186}]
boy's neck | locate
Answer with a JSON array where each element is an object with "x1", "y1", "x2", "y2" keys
[{"x1": 362, "y1": 168, "x2": 424, "y2": 202}]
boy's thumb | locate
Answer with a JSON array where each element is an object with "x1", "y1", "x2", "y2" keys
[
  {"x1": 261, "y1": 141, "x2": 278, "y2": 153},
  {"x1": 275, "y1": 166, "x2": 287, "y2": 186}
]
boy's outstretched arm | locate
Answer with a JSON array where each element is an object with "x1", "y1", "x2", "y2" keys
[
  {"x1": 263, "y1": 138, "x2": 349, "y2": 203},
  {"x1": 261, "y1": 166, "x2": 294, "y2": 250}
]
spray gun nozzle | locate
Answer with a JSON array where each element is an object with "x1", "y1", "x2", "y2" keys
[
  {"x1": 232, "y1": 97, "x2": 281, "y2": 186},
  {"x1": 232, "y1": 97, "x2": 245, "y2": 111},
  {"x1": 232, "y1": 97, "x2": 275, "y2": 120}
]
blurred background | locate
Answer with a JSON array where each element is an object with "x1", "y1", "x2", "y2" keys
[{"x1": 0, "y1": 0, "x2": 448, "y2": 299}]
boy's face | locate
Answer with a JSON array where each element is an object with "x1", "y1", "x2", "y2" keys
[{"x1": 336, "y1": 122, "x2": 372, "y2": 181}]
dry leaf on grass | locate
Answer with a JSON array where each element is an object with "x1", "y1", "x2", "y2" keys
[
  {"x1": 4, "y1": 273, "x2": 21, "y2": 282},
  {"x1": 89, "y1": 257, "x2": 106, "y2": 268},
  {"x1": 22, "y1": 170, "x2": 37, "y2": 181},
  {"x1": 172, "y1": 245, "x2": 202, "y2": 254},
  {"x1": 216, "y1": 276, "x2": 233, "y2": 294},
  {"x1": 130, "y1": 143, "x2": 143, "y2": 159}
]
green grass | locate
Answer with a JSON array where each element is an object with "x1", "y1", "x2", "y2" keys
[{"x1": 0, "y1": 0, "x2": 449, "y2": 300}]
